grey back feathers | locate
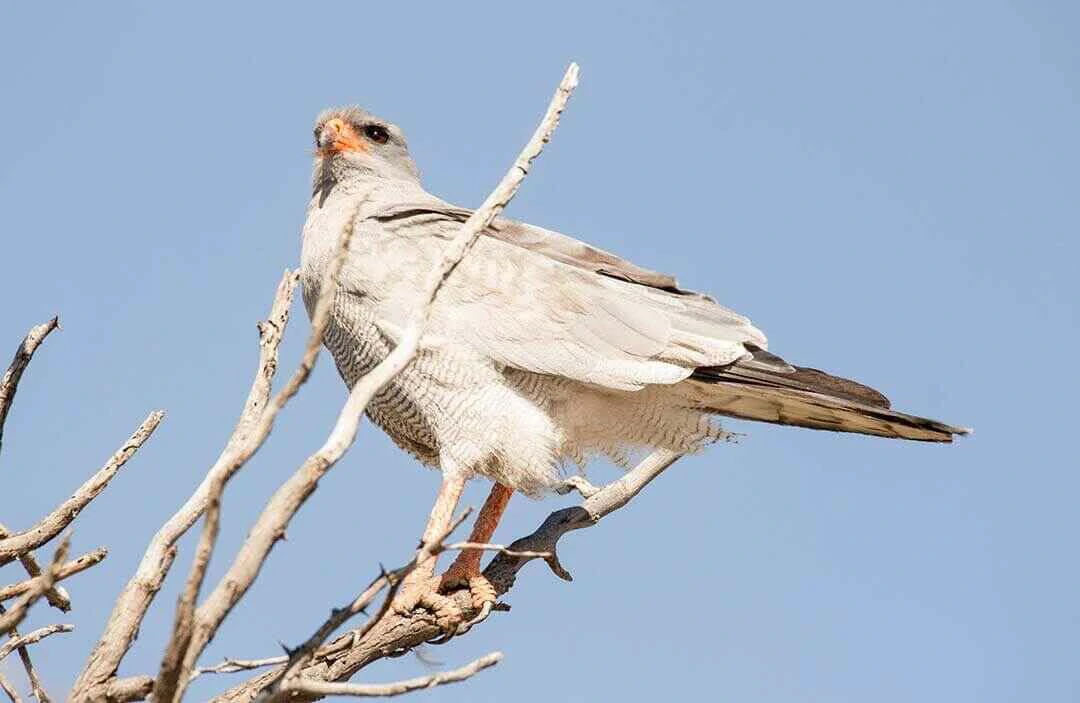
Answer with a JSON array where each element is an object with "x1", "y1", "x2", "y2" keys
[{"x1": 301, "y1": 107, "x2": 968, "y2": 496}]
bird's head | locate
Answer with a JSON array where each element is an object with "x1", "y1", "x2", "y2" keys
[{"x1": 312, "y1": 107, "x2": 420, "y2": 188}]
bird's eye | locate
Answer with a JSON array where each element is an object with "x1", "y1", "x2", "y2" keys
[{"x1": 364, "y1": 124, "x2": 390, "y2": 144}]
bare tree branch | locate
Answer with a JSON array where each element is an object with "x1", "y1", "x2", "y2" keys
[
  {"x1": 0, "y1": 319, "x2": 94, "y2": 617},
  {"x1": 0, "y1": 548, "x2": 108, "y2": 603},
  {"x1": 2, "y1": 60, "x2": 675, "y2": 703},
  {"x1": 0, "y1": 524, "x2": 70, "y2": 614},
  {"x1": 0, "y1": 538, "x2": 69, "y2": 636},
  {"x1": 0, "y1": 672, "x2": 20, "y2": 703},
  {"x1": 14, "y1": 641, "x2": 50, "y2": 703},
  {"x1": 486, "y1": 448, "x2": 683, "y2": 583},
  {"x1": 0, "y1": 317, "x2": 59, "y2": 456},
  {"x1": 212, "y1": 447, "x2": 680, "y2": 703},
  {"x1": 260, "y1": 510, "x2": 473, "y2": 703},
  {"x1": 159, "y1": 61, "x2": 580, "y2": 703},
  {"x1": 0, "y1": 604, "x2": 55, "y2": 703},
  {"x1": 0, "y1": 413, "x2": 163, "y2": 566},
  {"x1": 192, "y1": 655, "x2": 288, "y2": 679},
  {"x1": 0, "y1": 624, "x2": 74, "y2": 665},
  {"x1": 71, "y1": 271, "x2": 299, "y2": 699},
  {"x1": 86, "y1": 676, "x2": 154, "y2": 703},
  {"x1": 443, "y1": 543, "x2": 551, "y2": 559},
  {"x1": 154, "y1": 209, "x2": 362, "y2": 703},
  {"x1": 282, "y1": 652, "x2": 502, "y2": 698}
]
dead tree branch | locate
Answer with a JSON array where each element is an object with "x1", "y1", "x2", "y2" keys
[
  {"x1": 0, "y1": 672, "x2": 19, "y2": 703},
  {"x1": 487, "y1": 448, "x2": 683, "y2": 583},
  {"x1": 0, "y1": 547, "x2": 107, "y2": 603},
  {"x1": 0, "y1": 413, "x2": 163, "y2": 567},
  {"x1": 0, "y1": 538, "x2": 69, "y2": 636},
  {"x1": 211, "y1": 447, "x2": 680, "y2": 703},
  {"x1": 259, "y1": 511, "x2": 473, "y2": 703},
  {"x1": 3, "y1": 60, "x2": 673, "y2": 703},
  {"x1": 71, "y1": 271, "x2": 298, "y2": 699},
  {"x1": 0, "y1": 594, "x2": 68, "y2": 702},
  {"x1": 0, "y1": 605, "x2": 51, "y2": 703},
  {"x1": 192, "y1": 656, "x2": 288, "y2": 680},
  {"x1": 13, "y1": 640, "x2": 49, "y2": 703},
  {"x1": 89, "y1": 676, "x2": 154, "y2": 703},
  {"x1": 0, "y1": 624, "x2": 74, "y2": 665},
  {"x1": 0, "y1": 523, "x2": 70, "y2": 614},
  {"x1": 153, "y1": 209, "x2": 362, "y2": 703},
  {"x1": 0, "y1": 318, "x2": 59, "y2": 456},
  {"x1": 281, "y1": 651, "x2": 502, "y2": 698}
]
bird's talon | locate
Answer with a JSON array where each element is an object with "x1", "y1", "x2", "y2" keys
[
  {"x1": 392, "y1": 577, "x2": 465, "y2": 633},
  {"x1": 439, "y1": 568, "x2": 497, "y2": 612},
  {"x1": 458, "y1": 599, "x2": 495, "y2": 634},
  {"x1": 466, "y1": 575, "x2": 497, "y2": 610}
]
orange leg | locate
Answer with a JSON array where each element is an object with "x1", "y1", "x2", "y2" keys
[
  {"x1": 440, "y1": 482, "x2": 513, "y2": 608},
  {"x1": 419, "y1": 473, "x2": 467, "y2": 557}
]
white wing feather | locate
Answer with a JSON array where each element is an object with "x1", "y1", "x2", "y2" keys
[{"x1": 353, "y1": 201, "x2": 767, "y2": 391}]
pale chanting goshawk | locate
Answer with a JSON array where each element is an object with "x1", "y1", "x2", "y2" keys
[{"x1": 300, "y1": 108, "x2": 969, "y2": 628}]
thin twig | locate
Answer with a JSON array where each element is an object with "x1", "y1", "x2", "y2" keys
[
  {"x1": 71, "y1": 272, "x2": 298, "y2": 701},
  {"x1": 15, "y1": 642, "x2": 50, "y2": 703},
  {"x1": 443, "y1": 542, "x2": 552, "y2": 559},
  {"x1": 260, "y1": 510, "x2": 473, "y2": 703},
  {"x1": 0, "y1": 605, "x2": 53, "y2": 703},
  {"x1": 154, "y1": 211, "x2": 362, "y2": 703},
  {"x1": 212, "y1": 448, "x2": 681, "y2": 703},
  {"x1": 192, "y1": 655, "x2": 288, "y2": 680},
  {"x1": 0, "y1": 672, "x2": 20, "y2": 703},
  {"x1": 0, "y1": 547, "x2": 108, "y2": 603},
  {"x1": 0, "y1": 317, "x2": 59, "y2": 456},
  {"x1": 0, "y1": 523, "x2": 70, "y2": 614},
  {"x1": 0, "y1": 413, "x2": 163, "y2": 566},
  {"x1": 0, "y1": 624, "x2": 74, "y2": 665},
  {"x1": 281, "y1": 652, "x2": 502, "y2": 698},
  {"x1": 487, "y1": 448, "x2": 683, "y2": 583},
  {"x1": 0, "y1": 538, "x2": 69, "y2": 635}
]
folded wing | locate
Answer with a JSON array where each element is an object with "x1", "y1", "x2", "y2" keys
[
  {"x1": 369, "y1": 200, "x2": 766, "y2": 391},
  {"x1": 364, "y1": 200, "x2": 969, "y2": 442}
]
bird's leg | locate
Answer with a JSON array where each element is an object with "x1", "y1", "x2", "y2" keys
[
  {"x1": 393, "y1": 472, "x2": 467, "y2": 630},
  {"x1": 439, "y1": 482, "x2": 514, "y2": 611}
]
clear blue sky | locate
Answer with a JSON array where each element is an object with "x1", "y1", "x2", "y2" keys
[{"x1": 1, "y1": 2, "x2": 1077, "y2": 701}]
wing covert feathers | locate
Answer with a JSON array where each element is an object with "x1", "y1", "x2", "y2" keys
[{"x1": 367, "y1": 201, "x2": 969, "y2": 443}]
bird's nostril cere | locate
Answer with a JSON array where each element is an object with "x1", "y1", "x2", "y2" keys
[{"x1": 317, "y1": 118, "x2": 364, "y2": 153}]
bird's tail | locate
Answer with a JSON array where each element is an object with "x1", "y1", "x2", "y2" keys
[{"x1": 688, "y1": 347, "x2": 970, "y2": 443}]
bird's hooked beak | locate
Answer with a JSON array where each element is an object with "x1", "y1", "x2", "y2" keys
[{"x1": 316, "y1": 118, "x2": 366, "y2": 155}]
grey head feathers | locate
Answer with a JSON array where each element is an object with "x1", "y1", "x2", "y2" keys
[{"x1": 312, "y1": 106, "x2": 420, "y2": 193}]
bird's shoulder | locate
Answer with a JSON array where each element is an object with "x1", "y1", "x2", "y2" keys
[{"x1": 363, "y1": 195, "x2": 717, "y2": 304}]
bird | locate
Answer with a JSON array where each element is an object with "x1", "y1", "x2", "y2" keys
[{"x1": 300, "y1": 106, "x2": 969, "y2": 630}]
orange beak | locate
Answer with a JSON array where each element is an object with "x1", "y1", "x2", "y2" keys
[{"x1": 317, "y1": 118, "x2": 366, "y2": 154}]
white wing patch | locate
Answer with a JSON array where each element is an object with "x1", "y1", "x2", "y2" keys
[{"x1": 361, "y1": 201, "x2": 768, "y2": 391}]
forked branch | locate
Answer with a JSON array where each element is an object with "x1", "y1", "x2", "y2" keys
[
  {"x1": 71, "y1": 271, "x2": 299, "y2": 699},
  {"x1": 210, "y1": 449, "x2": 681, "y2": 703}
]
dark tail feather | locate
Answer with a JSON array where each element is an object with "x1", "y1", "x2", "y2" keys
[{"x1": 691, "y1": 348, "x2": 970, "y2": 443}]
